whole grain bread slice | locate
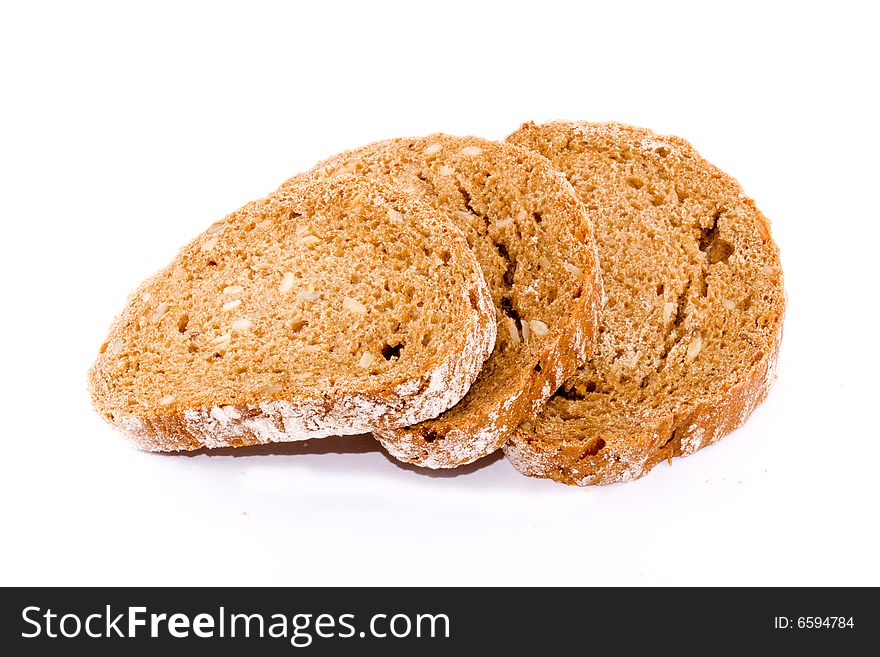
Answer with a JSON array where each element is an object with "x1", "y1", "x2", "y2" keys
[
  {"x1": 505, "y1": 121, "x2": 785, "y2": 485},
  {"x1": 301, "y1": 135, "x2": 602, "y2": 467},
  {"x1": 89, "y1": 175, "x2": 496, "y2": 451}
]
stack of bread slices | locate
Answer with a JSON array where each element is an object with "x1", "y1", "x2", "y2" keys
[{"x1": 89, "y1": 121, "x2": 785, "y2": 485}]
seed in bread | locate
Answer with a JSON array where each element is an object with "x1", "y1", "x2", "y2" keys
[
  {"x1": 302, "y1": 135, "x2": 602, "y2": 468},
  {"x1": 89, "y1": 175, "x2": 496, "y2": 451},
  {"x1": 505, "y1": 121, "x2": 785, "y2": 485}
]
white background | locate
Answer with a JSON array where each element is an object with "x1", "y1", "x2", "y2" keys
[{"x1": 1, "y1": 1, "x2": 878, "y2": 586}]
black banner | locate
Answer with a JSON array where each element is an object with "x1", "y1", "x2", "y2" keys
[{"x1": 1, "y1": 587, "x2": 872, "y2": 654}]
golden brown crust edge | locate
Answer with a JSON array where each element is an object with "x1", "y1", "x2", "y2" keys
[
  {"x1": 377, "y1": 263, "x2": 600, "y2": 468},
  {"x1": 503, "y1": 121, "x2": 785, "y2": 485}
]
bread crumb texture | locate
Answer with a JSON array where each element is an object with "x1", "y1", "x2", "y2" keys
[
  {"x1": 302, "y1": 134, "x2": 602, "y2": 467},
  {"x1": 89, "y1": 176, "x2": 496, "y2": 451},
  {"x1": 505, "y1": 121, "x2": 785, "y2": 485}
]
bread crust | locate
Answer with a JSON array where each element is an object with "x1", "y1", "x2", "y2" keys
[
  {"x1": 88, "y1": 176, "x2": 496, "y2": 451},
  {"x1": 304, "y1": 135, "x2": 602, "y2": 468},
  {"x1": 505, "y1": 121, "x2": 785, "y2": 485},
  {"x1": 379, "y1": 281, "x2": 596, "y2": 468}
]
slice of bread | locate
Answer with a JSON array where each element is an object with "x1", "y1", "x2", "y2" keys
[
  {"x1": 302, "y1": 135, "x2": 602, "y2": 467},
  {"x1": 505, "y1": 121, "x2": 785, "y2": 485},
  {"x1": 88, "y1": 175, "x2": 496, "y2": 451}
]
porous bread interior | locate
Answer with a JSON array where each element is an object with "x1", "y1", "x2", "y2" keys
[
  {"x1": 306, "y1": 135, "x2": 594, "y2": 453},
  {"x1": 508, "y1": 123, "x2": 784, "y2": 472},
  {"x1": 92, "y1": 177, "x2": 486, "y2": 422}
]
